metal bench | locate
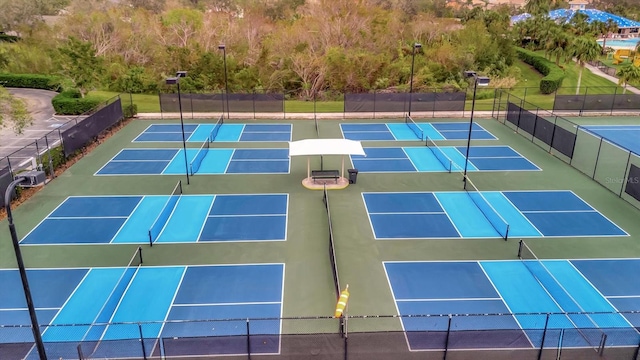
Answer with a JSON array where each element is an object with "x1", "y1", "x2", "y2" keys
[{"x1": 311, "y1": 170, "x2": 340, "y2": 183}]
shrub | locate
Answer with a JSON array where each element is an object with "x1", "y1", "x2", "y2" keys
[
  {"x1": 52, "y1": 91, "x2": 101, "y2": 115},
  {"x1": 515, "y1": 47, "x2": 565, "y2": 94},
  {"x1": 40, "y1": 146, "x2": 66, "y2": 176},
  {"x1": 0, "y1": 73, "x2": 61, "y2": 91},
  {"x1": 123, "y1": 103, "x2": 138, "y2": 118}
]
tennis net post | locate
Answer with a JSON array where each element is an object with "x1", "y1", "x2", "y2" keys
[
  {"x1": 148, "y1": 181, "x2": 182, "y2": 246},
  {"x1": 464, "y1": 175, "x2": 509, "y2": 240},
  {"x1": 404, "y1": 114, "x2": 424, "y2": 141},
  {"x1": 518, "y1": 240, "x2": 608, "y2": 354}
]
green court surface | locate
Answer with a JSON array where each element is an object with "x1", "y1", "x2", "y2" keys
[{"x1": 2, "y1": 115, "x2": 640, "y2": 325}]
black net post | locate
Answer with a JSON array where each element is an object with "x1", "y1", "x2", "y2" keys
[
  {"x1": 138, "y1": 246, "x2": 143, "y2": 264},
  {"x1": 517, "y1": 239, "x2": 524, "y2": 258}
]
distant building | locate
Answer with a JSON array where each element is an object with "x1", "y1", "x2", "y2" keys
[{"x1": 568, "y1": 0, "x2": 589, "y2": 10}]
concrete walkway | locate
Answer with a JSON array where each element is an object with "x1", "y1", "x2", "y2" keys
[{"x1": 584, "y1": 62, "x2": 640, "y2": 94}]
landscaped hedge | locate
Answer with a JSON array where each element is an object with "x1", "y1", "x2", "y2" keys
[
  {"x1": 0, "y1": 73, "x2": 61, "y2": 91},
  {"x1": 515, "y1": 47, "x2": 565, "y2": 94},
  {"x1": 52, "y1": 90, "x2": 102, "y2": 115}
]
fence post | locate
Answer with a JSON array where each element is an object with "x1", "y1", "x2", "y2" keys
[
  {"x1": 592, "y1": 138, "x2": 604, "y2": 179},
  {"x1": 538, "y1": 313, "x2": 550, "y2": 360},
  {"x1": 45, "y1": 137, "x2": 55, "y2": 179},
  {"x1": 246, "y1": 318, "x2": 251, "y2": 360},
  {"x1": 138, "y1": 323, "x2": 148, "y2": 360},
  {"x1": 158, "y1": 91, "x2": 164, "y2": 120},
  {"x1": 611, "y1": 86, "x2": 617, "y2": 116},
  {"x1": 77, "y1": 343, "x2": 85, "y2": 360},
  {"x1": 556, "y1": 328, "x2": 564, "y2": 360},
  {"x1": 443, "y1": 314, "x2": 452, "y2": 360},
  {"x1": 620, "y1": 152, "x2": 632, "y2": 197},
  {"x1": 343, "y1": 314, "x2": 348, "y2": 360}
]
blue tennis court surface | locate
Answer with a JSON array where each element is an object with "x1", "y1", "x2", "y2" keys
[
  {"x1": 0, "y1": 263, "x2": 284, "y2": 359},
  {"x1": 352, "y1": 146, "x2": 539, "y2": 172},
  {"x1": 95, "y1": 148, "x2": 289, "y2": 175},
  {"x1": 583, "y1": 125, "x2": 640, "y2": 155},
  {"x1": 20, "y1": 194, "x2": 288, "y2": 245},
  {"x1": 384, "y1": 260, "x2": 640, "y2": 350},
  {"x1": 363, "y1": 191, "x2": 626, "y2": 239},
  {"x1": 341, "y1": 122, "x2": 496, "y2": 141},
  {"x1": 133, "y1": 123, "x2": 292, "y2": 142}
]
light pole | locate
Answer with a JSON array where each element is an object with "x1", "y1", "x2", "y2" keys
[
  {"x1": 166, "y1": 71, "x2": 190, "y2": 185},
  {"x1": 408, "y1": 43, "x2": 422, "y2": 116},
  {"x1": 4, "y1": 177, "x2": 47, "y2": 360},
  {"x1": 218, "y1": 44, "x2": 230, "y2": 120},
  {"x1": 463, "y1": 70, "x2": 490, "y2": 189}
]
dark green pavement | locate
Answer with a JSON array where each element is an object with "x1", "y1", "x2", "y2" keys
[{"x1": 2, "y1": 116, "x2": 640, "y2": 326}]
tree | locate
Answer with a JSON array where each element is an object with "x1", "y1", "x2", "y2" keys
[
  {"x1": 601, "y1": 19, "x2": 619, "y2": 52},
  {"x1": 570, "y1": 36, "x2": 602, "y2": 95},
  {"x1": 57, "y1": 37, "x2": 104, "y2": 97},
  {"x1": 546, "y1": 26, "x2": 572, "y2": 65},
  {"x1": 616, "y1": 63, "x2": 640, "y2": 94},
  {"x1": 0, "y1": 86, "x2": 32, "y2": 134}
]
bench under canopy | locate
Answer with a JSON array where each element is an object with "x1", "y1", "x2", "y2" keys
[{"x1": 289, "y1": 139, "x2": 366, "y2": 179}]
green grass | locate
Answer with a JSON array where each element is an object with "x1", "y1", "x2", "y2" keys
[{"x1": 89, "y1": 91, "x2": 160, "y2": 112}]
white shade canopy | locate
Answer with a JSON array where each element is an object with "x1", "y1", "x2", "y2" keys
[{"x1": 289, "y1": 139, "x2": 366, "y2": 157}]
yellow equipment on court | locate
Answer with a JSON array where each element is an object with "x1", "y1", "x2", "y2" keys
[{"x1": 334, "y1": 284, "x2": 350, "y2": 318}]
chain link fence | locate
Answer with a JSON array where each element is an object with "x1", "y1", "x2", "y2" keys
[
  {"x1": 1, "y1": 313, "x2": 639, "y2": 359},
  {"x1": 493, "y1": 89, "x2": 640, "y2": 211},
  {"x1": 0, "y1": 95, "x2": 133, "y2": 201}
]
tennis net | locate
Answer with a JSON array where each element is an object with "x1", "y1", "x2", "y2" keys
[
  {"x1": 464, "y1": 175, "x2": 509, "y2": 240},
  {"x1": 210, "y1": 114, "x2": 224, "y2": 142},
  {"x1": 404, "y1": 114, "x2": 424, "y2": 140},
  {"x1": 190, "y1": 139, "x2": 210, "y2": 175},
  {"x1": 82, "y1": 246, "x2": 143, "y2": 355},
  {"x1": 518, "y1": 240, "x2": 608, "y2": 353},
  {"x1": 323, "y1": 185, "x2": 345, "y2": 337},
  {"x1": 425, "y1": 135, "x2": 455, "y2": 173},
  {"x1": 323, "y1": 185, "x2": 341, "y2": 298},
  {"x1": 148, "y1": 181, "x2": 182, "y2": 245}
]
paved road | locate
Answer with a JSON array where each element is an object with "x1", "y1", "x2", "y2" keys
[{"x1": 0, "y1": 88, "x2": 78, "y2": 166}]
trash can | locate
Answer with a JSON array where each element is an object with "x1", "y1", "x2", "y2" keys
[{"x1": 348, "y1": 169, "x2": 359, "y2": 184}]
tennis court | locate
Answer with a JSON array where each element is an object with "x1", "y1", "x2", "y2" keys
[
  {"x1": 351, "y1": 146, "x2": 539, "y2": 172},
  {"x1": 133, "y1": 123, "x2": 292, "y2": 142},
  {"x1": 0, "y1": 261, "x2": 284, "y2": 359},
  {"x1": 384, "y1": 256, "x2": 640, "y2": 350},
  {"x1": 20, "y1": 193, "x2": 288, "y2": 245},
  {"x1": 95, "y1": 148, "x2": 290, "y2": 175},
  {"x1": 5, "y1": 112, "x2": 640, "y2": 359},
  {"x1": 582, "y1": 125, "x2": 640, "y2": 155},
  {"x1": 340, "y1": 122, "x2": 496, "y2": 141},
  {"x1": 363, "y1": 190, "x2": 627, "y2": 239}
]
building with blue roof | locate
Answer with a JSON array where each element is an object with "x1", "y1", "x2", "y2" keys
[{"x1": 511, "y1": 0, "x2": 640, "y2": 38}]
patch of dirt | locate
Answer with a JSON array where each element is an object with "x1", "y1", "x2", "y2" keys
[{"x1": 0, "y1": 116, "x2": 136, "y2": 221}]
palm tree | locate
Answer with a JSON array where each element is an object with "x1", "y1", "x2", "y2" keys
[
  {"x1": 524, "y1": 0, "x2": 551, "y2": 16},
  {"x1": 617, "y1": 64, "x2": 640, "y2": 94},
  {"x1": 601, "y1": 19, "x2": 619, "y2": 53},
  {"x1": 570, "y1": 36, "x2": 602, "y2": 95},
  {"x1": 546, "y1": 28, "x2": 572, "y2": 65}
]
